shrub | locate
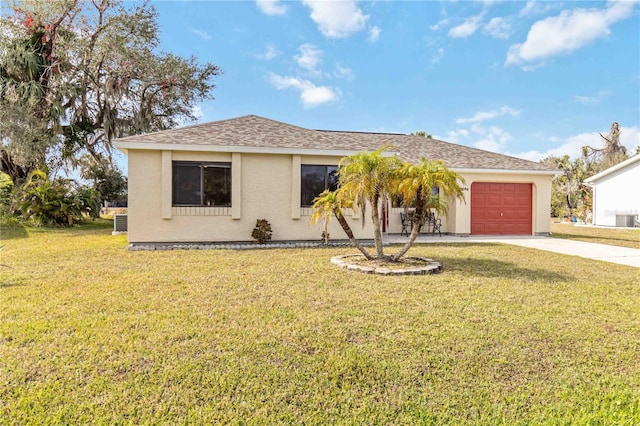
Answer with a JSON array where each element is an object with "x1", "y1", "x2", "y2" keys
[
  {"x1": 0, "y1": 173, "x2": 14, "y2": 217},
  {"x1": 12, "y1": 170, "x2": 100, "y2": 226},
  {"x1": 251, "y1": 219, "x2": 272, "y2": 244}
]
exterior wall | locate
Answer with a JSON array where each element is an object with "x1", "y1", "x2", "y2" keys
[
  {"x1": 127, "y1": 149, "x2": 553, "y2": 242},
  {"x1": 449, "y1": 172, "x2": 552, "y2": 236},
  {"x1": 591, "y1": 162, "x2": 640, "y2": 226},
  {"x1": 127, "y1": 149, "x2": 372, "y2": 243}
]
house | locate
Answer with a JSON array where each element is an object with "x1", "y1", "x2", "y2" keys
[
  {"x1": 584, "y1": 154, "x2": 640, "y2": 227},
  {"x1": 113, "y1": 115, "x2": 556, "y2": 244}
]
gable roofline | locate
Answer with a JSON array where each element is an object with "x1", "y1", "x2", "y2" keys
[
  {"x1": 584, "y1": 154, "x2": 640, "y2": 184},
  {"x1": 114, "y1": 114, "x2": 557, "y2": 173}
]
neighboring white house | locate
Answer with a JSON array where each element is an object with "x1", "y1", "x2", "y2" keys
[{"x1": 584, "y1": 154, "x2": 640, "y2": 227}]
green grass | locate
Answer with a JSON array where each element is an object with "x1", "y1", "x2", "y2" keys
[
  {"x1": 1, "y1": 222, "x2": 639, "y2": 424},
  {"x1": 551, "y1": 222, "x2": 640, "y2": 249}
]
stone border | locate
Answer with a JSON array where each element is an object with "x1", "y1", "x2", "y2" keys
[
  {"x1": 331, "y1": 254, "x2": 443, "y2": 275},
  {"x1": 128, "y1": 240, "x2": 386, "y2": 251}
]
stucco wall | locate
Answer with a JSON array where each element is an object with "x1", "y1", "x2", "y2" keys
[
  {"x1": 591, "y1": 162, "x2": 640, "y2": 227},
  {"x1": 127, "y1": 149, "x2": 372, "y2": 243},
  {"x1": 449, "y1": 172, "x2": 552, "y2": 235},
  {"x1": 126, "y1": 149, "x2": 552, "y2": 242}
]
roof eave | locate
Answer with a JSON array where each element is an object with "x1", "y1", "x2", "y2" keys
[
  {"x1": 113, "y1": 141, "x2": 397, "y2": 158},
  {"x1": 451, "y1": 167, "x2": 558, "y2": 176},
  {"x1": 584, "y1": 154, "x2": 640, "y2": 184}
]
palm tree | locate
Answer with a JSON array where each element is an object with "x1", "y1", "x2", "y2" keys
[
  {"x1": 310, "y1": 189, "x2": 373, "y2": 260},
  {"x1": 392, "y1": 159, "x2": 465, "y2": 260},
  {"x1": 337, "y1": 147, "x2": 402, "y2": 259}
]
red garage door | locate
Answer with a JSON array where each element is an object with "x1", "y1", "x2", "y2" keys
[{"x1": 471, "y1": 183, "x2": 532, "y2": 235}]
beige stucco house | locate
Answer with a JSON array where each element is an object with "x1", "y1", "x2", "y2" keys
[{"x1": 114, "y1": 115, "x2": 555, "y2": 244}]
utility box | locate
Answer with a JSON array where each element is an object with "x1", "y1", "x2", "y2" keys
[
  {"x1": 615, "y1": 214, "x2": 637, "y2": 227},
  {"x1": 113, "y1": 214, "x2": 128, "y2": 234}
]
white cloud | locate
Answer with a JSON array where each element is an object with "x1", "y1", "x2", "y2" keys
[
  {"x1": 334, "y1": 64, "x2": 355, "y2": 81},
  {"x1": 448, "y1": 15, "x2": 483, "y2": 38},
  {"x1": 519, "y1": 1, "x2": 537, "y2": 17},
  {"x1": 190, "y1": 29, "x2": 212, "y2": 41},
  {"x1": 302, "y1": 0, "x2": 369, "y2": 38},
  {"x1": 255, "y1": 44, "x2": 281, "y2": 60},
  {"x1": 473, "y1": 126, "x2": 513, "y2": 153},
  {"x1": 506, "y1": 1, "x2": 638, "y2": 67},
  {"x1": 368, "y1": 25, "x2": 381, "y2": 43},
  {"x1": 573, "y1": 90, "x2": 609, "y2": 105},
  {"x1": 483, "y1": 17, "x2": 512, "y2": 39},
  {"x1": 518, "y1": 1, "x2": 557, "y2": 17},
  {"x1": 431, "y1": 47, "x2": 444, "y2": 64},
  {"x1": 430, "y1": 18, "x2": 450, "y2": 31},
  {"x1": 256, "y1": 0, "x2": 287, "y2": 16},
  {"x1": 507, "y1": 126, "x2": 640, "y2": 162},
  {"x1": 446, "y1": 128, "x2": 469, "y2": 143},
  {"x1": 294, "y1": 44, "x2": 323, "y2": 74},
  {"x1": 456, "y1": 106, "x2": 521, "y2": 124},
  {"x1": 267, "y1": 73, "x2": 340, "y2": 108}
]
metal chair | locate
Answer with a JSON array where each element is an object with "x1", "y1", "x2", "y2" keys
[
  {"x1": 400, "y1": 211, "x2": 412, "y2": 236},
  {"x1": 426, "y1": 211, "x2": 442, "y2": 237}
]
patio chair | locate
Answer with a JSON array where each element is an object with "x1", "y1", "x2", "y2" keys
[
  {"x1": 426, "y1": 211, "x2": 442, "y2": 237},
  {"x1": 400, "y1": 211, "x2": 412, "y2": 236}
]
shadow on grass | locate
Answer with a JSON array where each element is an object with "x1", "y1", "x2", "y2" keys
[
  {"x1": 0, "y1": 222, "x2": 28, "y2": 240},
  {"x1": 408, "y1": 243, "x2": 576, "y2": 283},
  {"x1": 0, "y1": 279, "x2": 25, "y2": 289},
  {"x1": 438, "y1": 256, "x2": 575, "y2": 282}
]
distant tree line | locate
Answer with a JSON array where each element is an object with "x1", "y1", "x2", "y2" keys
[{"x1": 542, "y1": 122, "x2": 634, "y2": 220}]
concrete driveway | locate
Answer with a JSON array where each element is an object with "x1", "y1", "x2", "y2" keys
[{"x1": 384, "y1": 234, "x2": 640, "y2": 268}]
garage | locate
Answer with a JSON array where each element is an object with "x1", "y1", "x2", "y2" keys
[{"x1": 471, "y1": 183, "x2": 532, "y2": 235}]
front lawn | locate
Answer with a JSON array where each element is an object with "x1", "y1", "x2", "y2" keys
[
  {"x1": 551, "y1": 222, "x2": 640, "y2": 249},
  {"x1": 1, "y1": 222, "x2": 639, "y2": 424}
]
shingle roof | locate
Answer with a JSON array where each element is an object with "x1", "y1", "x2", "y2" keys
[{"x1": 115, "y1": 114, "x2": 555, "y2": 172}]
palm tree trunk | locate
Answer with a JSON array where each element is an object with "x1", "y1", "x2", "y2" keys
[
  {"x1": 392, "y1": 191, "x2": 426, "y2": 261},
  {"x1": 370, "y1": 195, "x2": 386, "y2": 259},
  {"x1": 334, "y1": 208, "x2": 373, "y2": 260}
]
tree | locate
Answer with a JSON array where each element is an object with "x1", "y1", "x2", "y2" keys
[
  {"x1": 410, "y1": 131, "x2": 433, "y2": 138},
  {"x1": 0, "y1": 0, "x2": 221, "y2": 184},
  {"x1": 78, "y1": 155, "x2": 126, "y2": 205},
  {"x1": 310, "y1": 189, "x2": 372, "y2": 259},
  {"x1": 582, "y1": 122, "x2": 628, "y2": 173},
  {"x1": 337, "y1": 147, "x2": 403, "y2": 259},
  {"x1": 392, "y1": 159, "x2": 465, "y2": 260},
  {"x1": 310, "y1": 148, "x2": 465, "y2": 261},
  {"x1": 541, "y1": 155, "x2": 586, "y2": 218}
]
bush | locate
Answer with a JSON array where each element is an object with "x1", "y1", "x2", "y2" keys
[
  {"x1": 251, "y1": 219, "x2": 272, "y2": 244},
  {"x1": 73, "y1": 186, "x2": 101, "y2": 219},
  {"x1": 0, "y1": 173, "x2": 14, "y2": 217},
  {"x1": 12, "y1": 170, "x2": 100, "y2": 226}
]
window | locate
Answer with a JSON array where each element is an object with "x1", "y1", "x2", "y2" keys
[
  {"x1": 173, "y1": 162, "x2": 231, "y2": 206},
  {"x1": 301, "y1": 165, "x2": 338, "y2": 206}
]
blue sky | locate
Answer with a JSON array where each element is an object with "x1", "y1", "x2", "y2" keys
[{"x1": 150, "y1": 0, "x2": 640, "y2": 162}]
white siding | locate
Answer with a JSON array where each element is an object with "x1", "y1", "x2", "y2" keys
[{"x1": 591, "y1": 162, "x2": 640, "y2": 226}]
